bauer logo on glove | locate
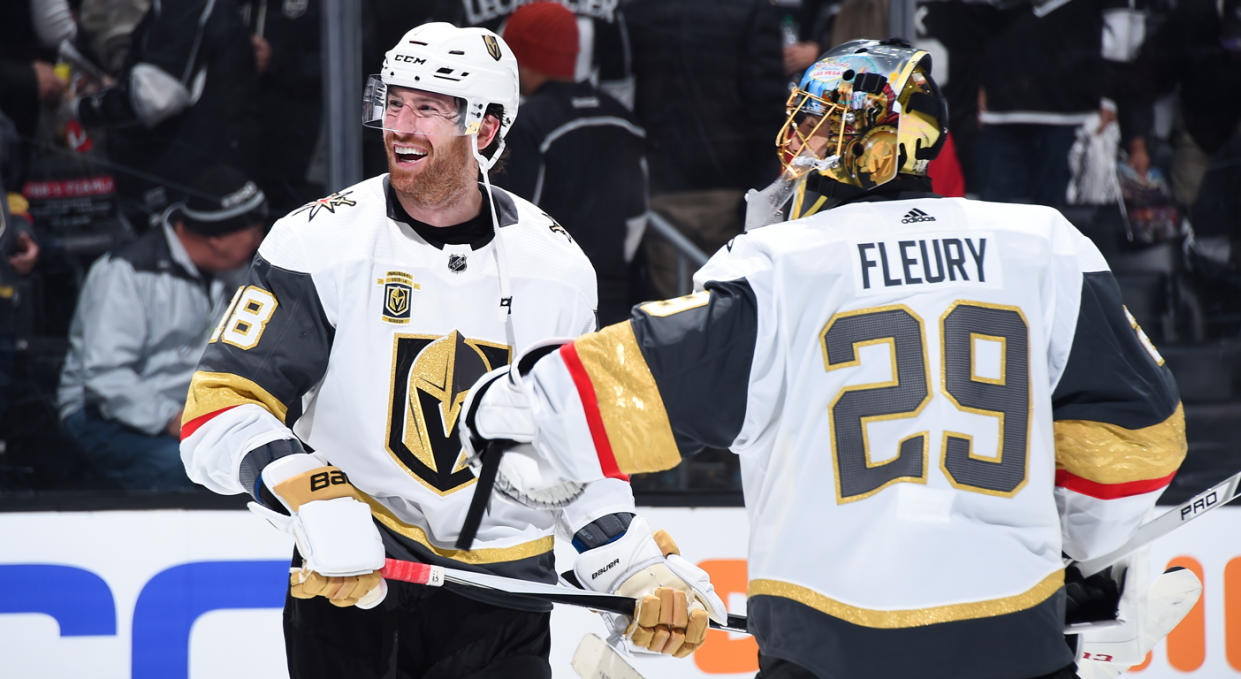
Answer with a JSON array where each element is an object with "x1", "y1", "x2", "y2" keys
[
  {"x1": 572, "y1": 516, "x2": 727, "y2": 658},
  {"x1": 308, "y1": 468, "x2": 350, "y2": 492}
]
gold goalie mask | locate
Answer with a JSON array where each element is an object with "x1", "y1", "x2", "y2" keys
[{"x1": 777, "y1": 39, "x2": 948, "y2": 190}]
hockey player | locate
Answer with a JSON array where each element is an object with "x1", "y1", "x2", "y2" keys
[
  {"x1": 458, "y1": 39, "x2": 1188, "y2": 679},
  {"x1": 180, "y1": 23, "x2": 723, "y2": 678}
]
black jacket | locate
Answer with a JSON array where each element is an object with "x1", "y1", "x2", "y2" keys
[
  {"x1": 979, "y1": 0, "x2": 1115, "y2": 121},
  {"x1": 1125, "y1": 0, "x2": 1241, "y2": 153},
  {"x1": 76, "y1": 0, "x2": 258, "y2": 197},
  {"x1": 493, "y1": 81, "x2": 646, "y2": 326},
  {"x1": 624, "y1": 0, "x2": 787, "y2": 193}
]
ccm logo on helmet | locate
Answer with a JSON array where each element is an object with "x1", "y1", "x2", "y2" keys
[
  {"x1": 310, "y1": 469, "x2": 350, "y2": 491},
  {"x1": 394, "y1": 55, "x2": 427, "y2": 65}
]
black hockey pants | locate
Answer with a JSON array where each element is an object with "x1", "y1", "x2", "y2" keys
[{"x1": 284, "y1": 575, "x2": 552, "y2": 679}]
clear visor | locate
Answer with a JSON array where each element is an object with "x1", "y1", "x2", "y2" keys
[{"x1": 362, "y1": 74, "x2": 467, "y2": 136}]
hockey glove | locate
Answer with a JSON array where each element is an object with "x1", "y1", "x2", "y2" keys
[
  {"x1": 247, "y1": 453, "x2": 387, "y2": 608},
  {"x1": 1065, "y1": 564, "x2": 1123, "y2": 625},
  {"x1": 459, "y1": 349, "x2": 584, "y2": 508},
  {"x1": 1076, "y1": 567, "x2": 1201, "y2": 678},
  {"x1": 573, "y1": 516, "x2": 727, "y2": 657}
]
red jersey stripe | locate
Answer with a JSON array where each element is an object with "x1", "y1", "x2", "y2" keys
[
  {"x1": 1055, "y1": 469, "x2": 1177, "y2": 499},
  {"x1": 558, "y1": 342, "x2": 629, "y2": 481}
]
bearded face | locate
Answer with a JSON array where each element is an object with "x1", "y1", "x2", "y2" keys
[{"x1": 385, "y1": 127, "x2": 476, "y2": 206}]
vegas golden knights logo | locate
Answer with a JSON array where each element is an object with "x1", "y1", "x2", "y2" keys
[
  {"x1": 380, "y1": 271, "x2": 415, "y2": 323},
  {"x1": 483, "y1": 35, "x2": 502, "y2": 61},
  {"x1": 385, "y1": 331, "x2": 510, "y2": 494}
]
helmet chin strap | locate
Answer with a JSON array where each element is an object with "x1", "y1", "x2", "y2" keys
[{"x1": 471, "y1": 133, "x2": 517, "y2": 351}]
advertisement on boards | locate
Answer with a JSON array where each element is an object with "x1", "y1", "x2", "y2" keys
[{"x1": 1, "y1": 506, "x2": 1238, "y2": 678}]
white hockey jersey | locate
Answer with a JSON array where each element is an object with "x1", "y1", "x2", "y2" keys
[
  {"x1": 180, "y1": 176, "x2": 636, "y2": 595},
  {"x1": 517, "y1": 195, "x2": 1186, "y2": 677}
]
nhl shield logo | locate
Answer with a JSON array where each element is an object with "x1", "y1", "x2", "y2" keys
[
  {"x1": 379, "y1": 271, "x2": 417, "y2": 323},
  {"x1": 482, "y1": 35, "x2": 502, "y2": 61}
]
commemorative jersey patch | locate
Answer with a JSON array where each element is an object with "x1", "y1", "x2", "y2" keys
[{"x1": 378, "y1": 270, "x2": 418, "y2": 323}]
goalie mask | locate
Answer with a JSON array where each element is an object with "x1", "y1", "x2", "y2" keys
[
  {"x1": 363, "y1": 22, "x2": 519, "y2": 170},
  {"x1": 776, "y1": 39, "x2": 947, "y2": 190}
]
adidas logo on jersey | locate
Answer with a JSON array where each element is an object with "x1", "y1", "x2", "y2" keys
[{"x1": 901, "y1": 208, "x2": 935, "y2": 224}]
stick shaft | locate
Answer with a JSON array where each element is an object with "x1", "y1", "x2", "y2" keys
[
  {"x1": 1072, "y1": 470, "x2": 1241, "y2": 577},
  {"x1": 380, "y1": 558, "x2": 749, "y2": 633}
]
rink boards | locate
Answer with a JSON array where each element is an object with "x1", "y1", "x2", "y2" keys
[{"x1": 1, "y1": 505, "x2": 1239, "y2": 678}]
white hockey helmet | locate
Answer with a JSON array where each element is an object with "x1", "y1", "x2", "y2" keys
[{"x1": 363, "y1": 23, "x2": 519, "y2": 160}]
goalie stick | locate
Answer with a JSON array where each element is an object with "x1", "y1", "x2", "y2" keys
[
  {"x1": 1071, "y1": 469, "x2": 1241, "y2": 578},
  {"x1": 379, "y1": 558, "x2": 750, "y2": 634}
]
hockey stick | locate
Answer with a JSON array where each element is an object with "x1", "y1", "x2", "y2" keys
[
  {"x1": 1071, "y1": 469, "x2": 1241, "y2": 578},
  {"x1": 385, "y1": 473, "x2": 1240, "y2": 634},
  {"x1": 380, "y1": 558, "x2": 751, "y2": 633}
]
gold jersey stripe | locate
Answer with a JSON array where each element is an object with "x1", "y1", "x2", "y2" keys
[
  {"x1": 1054, "y1": 404, "x2": 1187, "y2": 484},
  {"x1": 183, "y1": 370, "x2": 289, "y2": 425},
  {"x1": 749, "y1": 570, "x2": 1063, "y2": 628},
  {"x1": 572, "y1": 322, "x2": 681, "y2": 474},
  {"x1": 362, "y1": 496, "x2": 554, "y2": 564}
]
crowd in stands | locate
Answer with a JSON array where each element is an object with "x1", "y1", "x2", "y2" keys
[{"x1": 1, "y1": 0, "x2": 1238, "y2": 502}]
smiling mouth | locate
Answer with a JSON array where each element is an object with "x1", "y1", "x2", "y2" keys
[{"x1": 392, "y1": 145, "x2": 427, "y2": 165}]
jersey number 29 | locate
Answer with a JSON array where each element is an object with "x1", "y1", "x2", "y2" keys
[{"x1": 821, "y1": 301, "x2": 1029, "y2": 504}]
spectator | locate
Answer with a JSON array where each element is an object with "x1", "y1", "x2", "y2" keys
[
  {"x1": 1124, "y1": 0, "x2": 1241, "y2": 213},
  {"x1": 494, "y1": 2, "x2": 649, "y2": 325},
  {"x1": 783, "y1": 0, "x2": 836, "y2": 76},
  {"x1": 31, "y1": 0, "x2": 78, "y2": 49},
  {"x1": 0, "y1": 0, "x2": 70, "y2": 181},
  {"x1": 1, "y1": 111, "x2": 40, "y2": 454},
  {"x1": 914, "y1": 0, "x2": 1000, "y2": 193},
  {"x1": 57, "y1": 164, "x2": 265, "y2": 492},
  {"x1": 928, "y1": 130, "x2": 966, "y2": 197},
  {"x1": 624, "y1": 0, "x2": 787, "y2": 298},
  {"x1": 975, "y1": 0, "x2": 1125, "y2": 207},
  {"x1": 244, "y1": 0, "x2": 324, "y2": 215},
  {"x1": 78, "y1": 0, "x2": 152, "y2": 74},
  {"x1": 72, "y1": 0, "x2": 259, "y2": 229}
]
